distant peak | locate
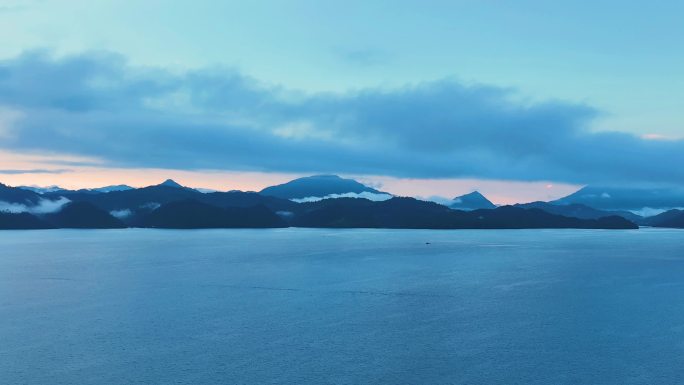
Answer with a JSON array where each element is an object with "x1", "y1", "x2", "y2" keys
[
  {"x1": 450, "y1": 190, "x2": 496, "y2": 210},
  {"x1": 159, "y1": 179, "x2": 183, "y2": 188},
  {"x1": 454, "y1": 191, "x2": 485, "y2": 200},
  {"x1": 259, "y1": 174, "x2": 381, "y2": 199}
]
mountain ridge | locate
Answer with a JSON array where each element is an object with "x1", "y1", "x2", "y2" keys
[{"x1": 2, "y1": 176, "x2": 680, "y2": 230}]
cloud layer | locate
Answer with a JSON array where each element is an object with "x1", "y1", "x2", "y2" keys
[
  {"x1": 0, "y1": 51, "x2": 682, "y2": 185},
  {"x1": 292, "y1": 192, "x2": 393, "y2": 203},
  {"x1": 0, "y1": 168, "x2": 71, "y2": 174},
  {"x1": 0, "y1": 196, "x2": 70, "y2": 214}
]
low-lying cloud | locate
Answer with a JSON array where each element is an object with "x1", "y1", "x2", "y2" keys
[
  {"x1": 109, "y1": 209, "x2": 132, "y2": 219},
  {"x1": 292, "y1": 192, "x2": 393, "y2": 203},
  {"x1": 0, "y1": 196, "x2": 70, "y2": 214},
  {"x1": 0, "y1": 50, "x2": 682, "y2": 186},
  {"x1": 629, "y1": 207, "x2": 684, "y2": 217}
]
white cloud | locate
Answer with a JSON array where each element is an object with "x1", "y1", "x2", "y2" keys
[
  {"x1": 16, "y1": 185, "x2": 63, "y2": 193},
  {"x1": 0, "y1": 196, "x2": 70, "y2": 214},
  {"x1": 292, "y1": 191, "x2": 393, "y2": 203},
  {"x1": 110, "y1": 209, "x2": 132, "y2": 219}
]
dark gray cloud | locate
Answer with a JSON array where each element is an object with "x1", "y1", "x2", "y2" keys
[{"x1": 0, "y1": 50, "x2": 682, "y2": 185}]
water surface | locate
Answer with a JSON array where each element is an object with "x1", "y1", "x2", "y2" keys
[{"x1": 1, "y1": 228, "x2": 684, "y2": 384}]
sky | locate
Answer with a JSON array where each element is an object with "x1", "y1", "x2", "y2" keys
[{"x1": 0, "y1": 0, "x2": 682, "y2": 204}]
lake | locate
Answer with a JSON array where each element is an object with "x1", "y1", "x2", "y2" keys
[{"x1": 1, "y1": 228, "x2": 684, "y2": 384}]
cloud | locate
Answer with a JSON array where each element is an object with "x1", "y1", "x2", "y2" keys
[
  {"x1": 292, "y1": 191, "x2": 393, "y2": 203},
  {"x1": 0, "y1": 196, "x2": 70, "y2": 214},
  {"x1": 629, "y1": 207, "x2": 684, "y2": 217},
  {"x1": 0, "y1": 168, "x2": 71, "y2": 174},
  {"x1": 109, "y1": 209, "x2": 132, "y2": 219},
  {"x1": 0, "y1": 50, "x2": 683, "y2": 186}
]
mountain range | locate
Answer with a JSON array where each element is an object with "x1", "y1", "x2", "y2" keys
[
  {"x1": 643, "y1": 209, "x2": 684, "y2": 228},
  {"x1": 2, "y1": 176, "x2": 683, "y2": 230},
  {"x1": 19, "y1": 184, "x2": 134, "y2": 195},
  {"x1": 294, "y1": 197, "x2": 635, "y2": 229},
  {"x1": 515, "y1": 201, "x2": 644, "y2": 224},
  {"x1": 553, "y1": 185, "x2": 684, "y2": 212}
]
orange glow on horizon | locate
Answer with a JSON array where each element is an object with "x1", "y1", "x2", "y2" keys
[{"x1": 0, "y1": 150, "x2": 582, "y2": 204}]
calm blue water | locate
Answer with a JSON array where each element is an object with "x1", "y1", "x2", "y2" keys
[{"x1": 1, "y1": 228, "x2": 684, "y2": 384}]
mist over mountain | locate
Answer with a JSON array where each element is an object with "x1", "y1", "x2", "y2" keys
[
  {"x1": 516, "y1": 201, "x2": 644, "y2": 224},
  {"x1": 17, "y1": 185, "x2": 64, "y2": 194},
  {"x1": 92, "y1": 185, "x2": 134, "y2": 193},
  {"x1": 32, "y1": 181, "x2": 296, "y2": 225},
  {"x1": 554, "y1": 186, "x2": 684, "y2": 211},
  {"x1": 18, "y1": 184, "x2": 134, "y2": 194},
  {"x1": 292, "y1": 191, "x2": 393, "y2": 203},
  {"x1": 6, "y1": 175, "x2": 684, "y2": 230}
]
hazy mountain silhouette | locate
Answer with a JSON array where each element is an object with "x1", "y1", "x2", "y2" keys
[
  {"x1": 17, "y1": 185, "x2": 64, "y2": 194},
  {"x1": 450, "y1": 191, "x2": 496, "y2": 210},
  {"x1": 260, "y1": 175, "x2": 382, "y2": 199},
  {"x1": 92, "y1": 185, "x2": 133, "y2": 193},
  {"x1": 555, "y1": 186, "x2": 684, "y2": 210},
  {"x1": 141, "y1": 200, "x2": 286, "y2": 228},
  {"x1": 19, "y1": 184, "x2": 134, "y2": 194},
  {"x1": 643, "y1": 209, "x2": 684, "y2": 228},
  {"x1": 516, "y1": 201, "x2": 643, "y2": 223}
]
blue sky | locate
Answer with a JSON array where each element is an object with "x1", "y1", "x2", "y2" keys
[{"x1": 0, "y1": 0, "x2": 682, "y2": 202}]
